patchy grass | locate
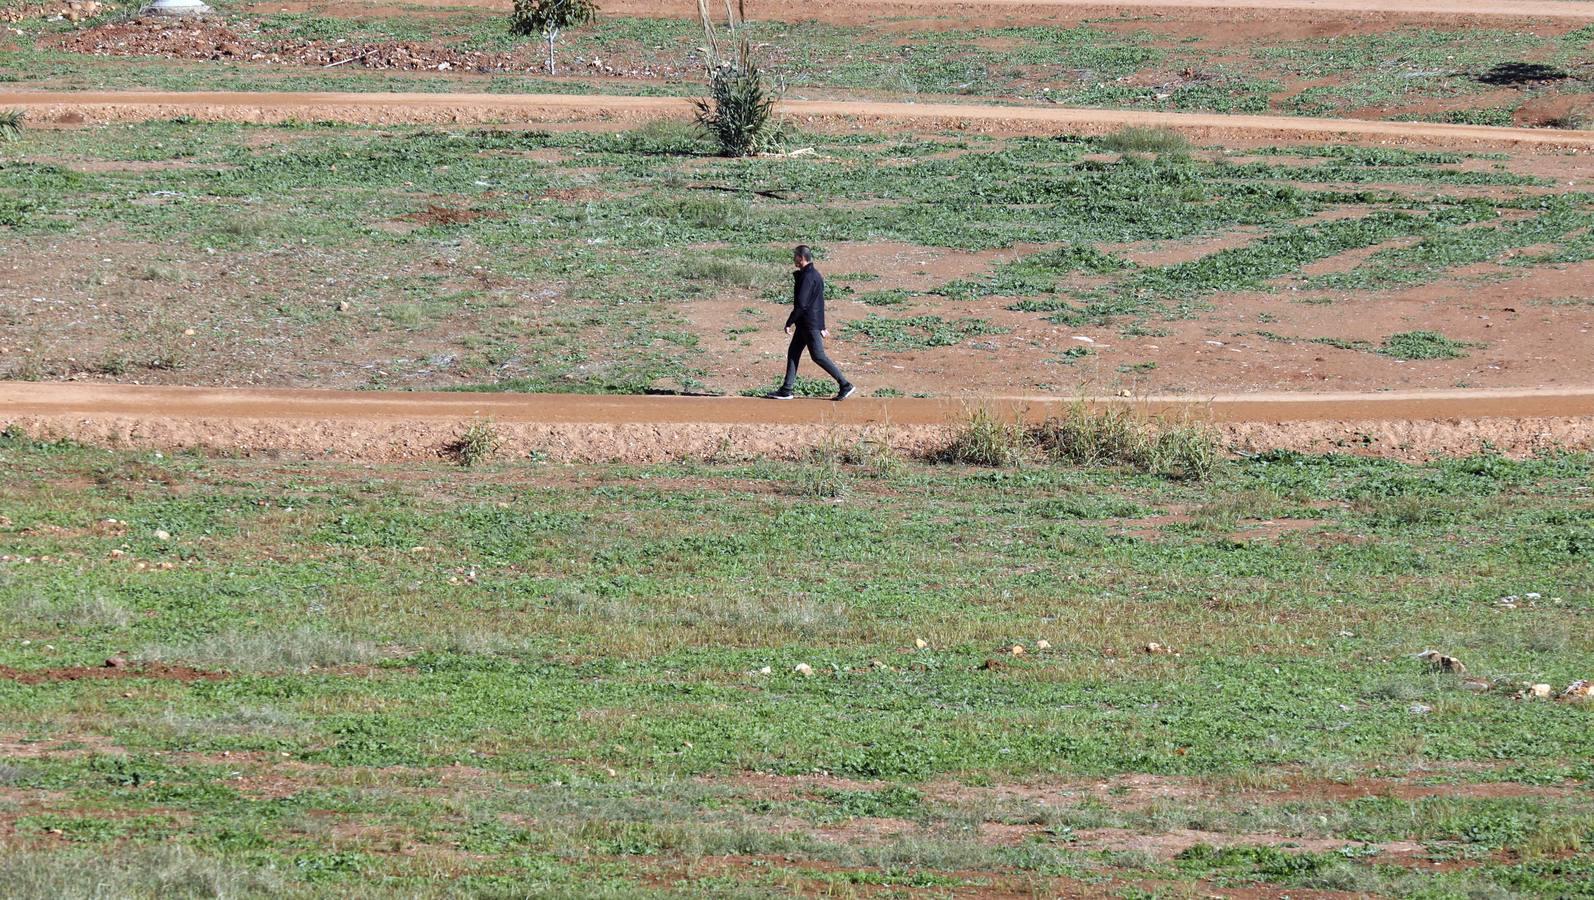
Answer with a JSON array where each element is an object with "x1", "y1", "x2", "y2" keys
[
  {"x1": 1381, "y1": 330, "x2": 1476, "y2": 360},
  {"x1": 842, "y1": 315, "x2": 1006, "y2": 350},
  {"x1": 0, "y1": 442, "x2": 1593, "y2": 893}
]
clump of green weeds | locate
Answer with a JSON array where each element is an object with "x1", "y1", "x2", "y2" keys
[
  {"x1": 941, "y1": 403, "x2": 1220, "y2": 479},
  {"x1": 0, "y1": 110, "x2": 23, "y2": 143},
  {"x1": 1096, "y1": 126, "x2": 1190, "y2": 155},
  {"x1": 1380, "y1": 331, "x2": 1474, "y2": 360},
  {"x1": 449, "y1": 419, "x2": 503, "y2": 467},
  {"x1": 939, "y1": 407, "x2": 1030, "y2": 468}
]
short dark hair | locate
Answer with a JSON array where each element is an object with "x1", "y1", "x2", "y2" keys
[{"x1": 793, "y1": 245, "x2": 812, "y2": 262}]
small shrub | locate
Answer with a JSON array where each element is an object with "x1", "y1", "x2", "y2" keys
[
  {"x1": 1380, "y1": 330, "x2": 1473, "y2": 360},
  {"x1": 941, "y1": 407, "x2": 1029, "y2": 468},
  {"x1": 693, "y1": 1, "x2": 781, "y2": 157},
  {"x1": 509, "y1": 0, "x2": 599, "y2": 75},
  {"x1": 0, "y1": 110, "x2": 23, "y2": 143},
  {"x1": 1097, "y1": 126, "x2": 1190, "y2": 155},
  {"x1": 449, "y1": 420, "x2": 502, "y2": 467}
]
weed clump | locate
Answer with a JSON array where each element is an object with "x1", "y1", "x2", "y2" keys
[
  {"x1": 0, "y1": 110, "x2": 23, "y2": 143},
  {"x1": 1035, "y1": 402, "x2": 1219, "y2": 480},
  {"x1": 1097, "y1": 126, "x2": 1190, "y2": 155},
  {"x1": 449, "y1": 420, "x2": 503, "y2": 467},
  {"x1": 940, "y1": 403, "x2": 1220, "y2": 479},
  {"x1": 940, "y1": 407, "x2": 1030, "y2": 468},
  {"x1": 1380, "y1": 330, "x2": 1473, "y2": 360}
]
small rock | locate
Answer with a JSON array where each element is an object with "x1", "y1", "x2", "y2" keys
[
  {"x1": 1408, "y1": 703, "x2": 1433, "y2": 715},
  {"x1": 1035, "y1": 640, "x2": 1051, "y2": 651},
  {"x1": 757, "y1": 666, "x2": 771, "y2": 675},
  {"x1": 1461, "y1": 680, "x2": 1491, "y2": 692},
  {"x1": 1009, "y1": 644, "x2": 1026, "y2": 656},
  {"x1": 1527, "y1": 683, "x2": 1554, "y2": 700},
  {"x1": 153, "y1": 529, "x2": 170, "y2": 541},
  {"x1": 182, "y1": 328, "x2": 195, "y2": 336},
  {"x1": 793, "y1": 663, "x2": 813, "y2": 677},
  {"x1": 1560, "y1": 680, "x2": 1593, "y2": 700},
  {"x1": 337, "y1": 301, "x2": 351, "y2": 312},
  {"x1": 1416, "y1": 650, "x2": 1466, "y2": 674},
  {"x1": 914, "y1": 638, "x2": 928, "y2": 650}
]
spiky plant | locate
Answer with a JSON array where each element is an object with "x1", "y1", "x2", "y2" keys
[
  {"x1": 693, "y1": 0, "x2": 779, "y2": 157},
  {"x1": 0, "y1": 110, "x2": 23, "y2": 143}
]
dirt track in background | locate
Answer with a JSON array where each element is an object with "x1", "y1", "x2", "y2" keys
[
  {"x1": 5, "y1": 382, "x2": 1593, "y2": 462},
  {"x1": 252, "y1": 0, "x2": 1594, "y2": 24},
  {"x1": 8, "y1": 91, "x2": 1594, "y2": 149}
]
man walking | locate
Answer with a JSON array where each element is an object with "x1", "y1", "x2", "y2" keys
[{"x1": 769, "y1": 245, "x2": 855, "y2": 401}]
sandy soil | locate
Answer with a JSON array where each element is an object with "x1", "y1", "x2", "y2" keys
[
  {"x1": 5, "y1": 91, "x2": 1593, "y2": 149},
  {"x1": 4, "y1": 382, "x2": 1593, "y2": 462}
]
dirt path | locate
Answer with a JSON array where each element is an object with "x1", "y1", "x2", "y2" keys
[
  {"x1": 8, "y1": 91, "x2": 1593, "y2": 149},
  {"x1": 5, "y1": 382, "x2": 1593, "y2": 462},
  {"x1": 255, "y1": 0, "x2": 1594, "y2": 23}
]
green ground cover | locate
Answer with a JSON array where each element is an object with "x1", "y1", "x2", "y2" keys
[
  {"x1": 0, "y1": 434, "x2": 1591, "y2": 895},
  {"x1": 2, "y1": 119, "x2": 1586, "y2": 395}
]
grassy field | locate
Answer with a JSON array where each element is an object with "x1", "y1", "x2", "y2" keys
[
  {"x1": 3, "y1": 2, "x2": 1590, "y2": 125},
  {"x1": 4, "y1": 117, "x2": 1591, "y2": 396},
  {"x1": 0, "y1": 430, "x2": 1592, "y2": 896}
]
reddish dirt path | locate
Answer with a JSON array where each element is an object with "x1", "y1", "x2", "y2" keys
[
  {"x1": 5, "y1": 382, "x2": 1594, "y2": 462},
  {"x1": 7, "y1": 91, "x2": 1593, "y2": 148},
  {"x1": 8, "y1": 382, "x2": 1594, "y2": 425},
  {"x1": 256, "y1": 0, "x2": 1594, "y2": 23}
]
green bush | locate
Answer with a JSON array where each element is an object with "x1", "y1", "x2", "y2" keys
[
  {"x1": 0, "y1": 110, "x2": 22, "y2": 143},
  {"x1": 509, "y1": 0, "x2": 598, "y2": 75},
  {"x1": 696, "y1": 54, "x2": 780, "y2": 157}
]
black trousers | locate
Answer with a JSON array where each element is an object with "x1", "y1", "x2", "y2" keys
[{"x1": 783, "y1": 327, "x2": 849, "y2": 389}]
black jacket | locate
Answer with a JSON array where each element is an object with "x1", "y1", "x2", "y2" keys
[{"x1": 786, "y1": 265, "x2": 825, "y2": 332}]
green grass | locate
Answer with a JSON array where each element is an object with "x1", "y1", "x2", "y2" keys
[
  {"x1": 1096, "y1": 126, "x2": 1190, "y2": 156},
  {"x1": 1380, "y1": 330, "x2": 1476, "y2": 360},
  {"x1": 841, "y1": 314, "x2": 1007, "y2": 350},
  {"x1": 1, "y1": 438, "x2": 1593, "y2": 893}
]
